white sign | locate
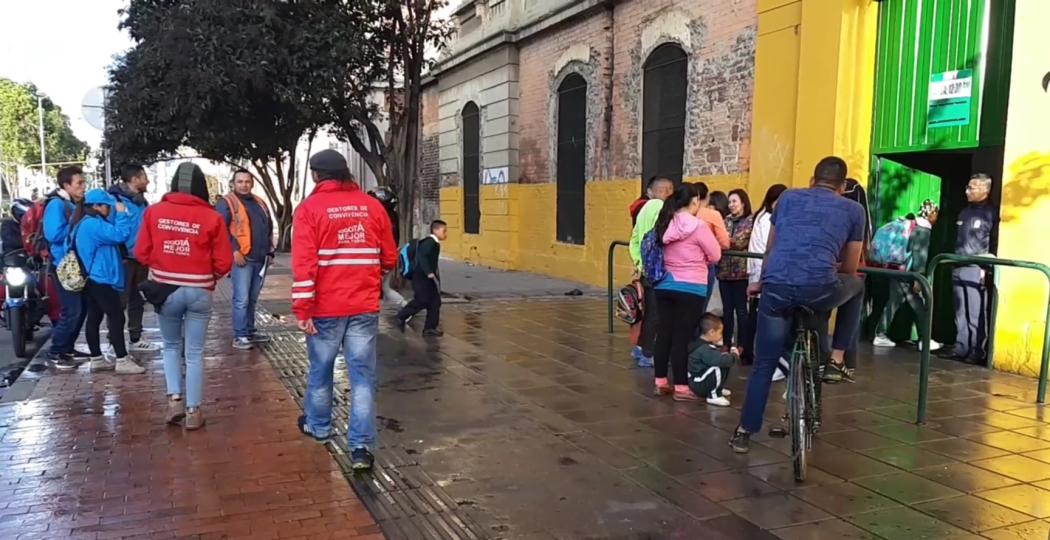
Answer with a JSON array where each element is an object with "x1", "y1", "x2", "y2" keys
[
  {"x1": 928, "y1": 70, "x2": 973, "y2": 101},
  {"x1": 481, "y1": 167, "x2": 509, "y2": 185}
]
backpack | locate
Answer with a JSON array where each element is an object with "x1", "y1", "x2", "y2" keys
[
  {"x1": 641, "y1": 229, "x2": 667, "y2": 283},
  {"x1": 615, "y1": 281, "x2": 644, "y2": 325},
  {"x1": 21, "y1": 195, "x2": 68, "y2": 259},
  {"x1": 398, "y1": 239, "x2": 419, "y2": 278},
  {"x1": 869, "y1": 218, "x2": 917, "y2": 267},
  {"x1": 56, "y1": 222, "x2": 87, "y2": 292}
]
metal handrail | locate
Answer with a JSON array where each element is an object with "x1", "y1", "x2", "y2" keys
[
  {"x1": 607, "y1": 244, "x2": 934, "y2": 423},
  {"x1": 607, "y1": 241, "x2": 630, "y2": 334},
  {"x1": 928, "y1": 253, "x2": 1050, "y2": 404}
]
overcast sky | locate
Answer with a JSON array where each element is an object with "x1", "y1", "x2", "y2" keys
[{"x1": 0, "y1": 0, "x2": 132, "y2": 149}]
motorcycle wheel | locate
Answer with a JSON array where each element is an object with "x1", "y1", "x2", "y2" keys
[{"x1": 9, "y1": 307, "x2": 26, "y2": 358}]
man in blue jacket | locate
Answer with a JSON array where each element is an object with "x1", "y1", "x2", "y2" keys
[
  {"x1": 108, "y1": 164, "x2": 158, "y2": 353},
  {"x1": 43, "y1": 166, "x2": 88, "y2": 370}
]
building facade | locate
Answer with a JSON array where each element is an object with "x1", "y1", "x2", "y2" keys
[
  {"x1": 423, "y1": 0, "x2": 755, "y2": 283},
  {"x1": 422, "y1": 0, "x2": 1050, "y2": 378}
]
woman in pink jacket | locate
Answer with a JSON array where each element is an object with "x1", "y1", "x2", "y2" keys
[{"x1": 652, "y1": 183, "x2": 723, "y2": 400}]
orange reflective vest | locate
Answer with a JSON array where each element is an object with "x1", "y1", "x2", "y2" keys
[{"x1": 223, "y1": 193, "x2": 271, "y2": 257}]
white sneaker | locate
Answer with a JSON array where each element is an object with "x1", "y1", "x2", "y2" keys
[
  {"x1": 772, "y1": 367, "x2": 786, "y2": 382},
  {"x1": 707, "y1": 395, "x2": 731, "y2": 407},
  {"x1": 720, "y1": 388, "x2": 732, "y2": 397},
  {"x1": 114, "y1": 356, "x2": 146, "y2": 375},
  {"x1": 89, "y1": 356, "x2": 114, "y2": 372},
  {"x1": 232, "y1": 337, "x2": 253, "y2": 350},
  {"x1": 873, "y1": 334, "x2": 896, "y2": 348},
  {"x1": 920, "y1": 339, "x2": 942, "y2": 352},
  {"x1": 128, "y1": 340, "x2": 161, "y2": 352}
]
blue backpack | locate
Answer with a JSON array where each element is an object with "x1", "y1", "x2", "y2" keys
[
  {"x1": 869, "y1": 218, "x2": 916, "y2": 267},
  {"x1": 641, "y1": 229, "x2": 667, "y2": 283},
  {"x1": 398, "y1": 239, "x2": 419, "y2": 278}
]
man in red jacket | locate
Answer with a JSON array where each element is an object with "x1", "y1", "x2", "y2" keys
[
  {"x1": 136, "y1": 163, "x2": 233, "y2": 430},
  {"x1": 292, "y1": 150, "x2": 396, "y2": 470}
]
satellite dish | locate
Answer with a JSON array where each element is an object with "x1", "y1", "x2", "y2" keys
[{"x1": 81, "y1": 86, "x2": 107, "y2": 131}]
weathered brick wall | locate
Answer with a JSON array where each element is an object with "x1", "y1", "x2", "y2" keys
[
  {"x1": 611, "y1": 0, "x2": 756, "y2": 180},
  {"x1": 517, "y1": 8, "x2": 611, "y2": 184},
  {"x1": 417, "y1": 84, "x2": 442, "y2": 235}
]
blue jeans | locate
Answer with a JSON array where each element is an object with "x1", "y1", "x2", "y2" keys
[
  {"x1": 50, "y1": 269, "x2": 87, "y2": 355},
  {"x1": 231, "y1": 260, "x2": 266, "y2": 338},
  {"x1": 159, "y1": 287, "x2": 213, "y2": 408},
  {"x1": 304, "y1": 314, "x2": 379, "y2": 449},
  {"x1": 739, "y1": 275, "x2": 864, "y2": 433}
]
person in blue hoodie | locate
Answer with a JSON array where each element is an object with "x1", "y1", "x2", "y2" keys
[
  {"x1": 73, "y1": 189, "x2": 146, "y2": 375},
  {"x1": 43, "y1": 166, "x2": 88, "y2": 370},
  {"x1": 108, "y1": 164, "x2": 158, "y2": 353}
]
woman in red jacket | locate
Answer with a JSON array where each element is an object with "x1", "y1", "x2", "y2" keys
[{"x1": 135, "y1": 163, "x2": 233, "y2": 430}]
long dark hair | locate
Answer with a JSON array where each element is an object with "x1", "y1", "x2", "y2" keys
[
  {"x1": 728, "y1": 188, "x2": 752, "y2": 218},
  {"x1": 756, "y1": 184, "x2": 788, "y2": 217},
  {"x1": 655, "y1": 183, "x2": 705, "y2": 245},
  {"x1": 709, "y1": 191, "x2": 730, "y2": 218}
]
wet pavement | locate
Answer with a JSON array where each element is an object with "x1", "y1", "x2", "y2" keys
[
  {"x1": 258, "y1": 265, "x2": 1050, "y2": 540},
  {"x1": 6, "y1": 262, "x2": 1050, "y2": 540},
  {"x1": 0, "y1": 281, "x2": 380, "y2": 540}
]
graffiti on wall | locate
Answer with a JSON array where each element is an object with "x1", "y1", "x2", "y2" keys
[{"x1": 482, "y1": 167, "x2": 509, "y2": 185}]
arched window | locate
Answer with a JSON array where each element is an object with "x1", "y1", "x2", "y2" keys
[
  {"x1": 556, "y1": 73, "x2": 587, "y2": 245},
  {"x1": 641, "y1": 43, "x2": 688, "y2": 189},
  {"x1": 462, "y1": 102, "x2": 481, "y2": 234}
]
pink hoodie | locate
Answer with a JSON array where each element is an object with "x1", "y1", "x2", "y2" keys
[{"x1": 660, "y1": 211, "x2": 722, "y2": 288}]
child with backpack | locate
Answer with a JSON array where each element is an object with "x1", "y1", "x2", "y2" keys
[
  {"x1": 871, "y1": 201, "x2": 940, "y2": 350},
  {"x1": 394, "y1": 220, "x2": 447, "y2": 337}
]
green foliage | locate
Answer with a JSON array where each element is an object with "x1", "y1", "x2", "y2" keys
[{"x1": 0, "y1": 78, "x2": 89, "y2": 176}]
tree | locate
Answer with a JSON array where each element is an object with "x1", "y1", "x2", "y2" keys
[
  {"x1": 327, "y1": 0, "x2": 452, "y2": 243},
  {"x1": 0, "y1": 78, "x2": 90, "y2": 194},
  {"x1": 106, "y1": 0, "x2": 384, "y2": 248}
]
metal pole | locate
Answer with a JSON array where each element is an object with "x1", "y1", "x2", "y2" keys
[
  {"x1": 104, "y1": 148, "x2": 112, "y2": 186},
  {"x1": 37, "y1": 96, "x2": 46, "y2": 174},
  {"x1": 916, "y1": 275, "x2": 934, "y2": 424},
  {"x1": 608, "y1": 241, "x2": 616, "y2": 334}
]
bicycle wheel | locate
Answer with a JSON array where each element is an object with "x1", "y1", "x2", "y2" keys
[{"x1": 789, "y1": 336, "x2": 807, "y2": 482}]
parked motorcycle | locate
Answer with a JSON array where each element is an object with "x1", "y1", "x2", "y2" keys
[{"x1": 1, "y1": 249, "x2": 48, "y2": 358}]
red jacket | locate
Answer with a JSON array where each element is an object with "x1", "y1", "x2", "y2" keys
[
  {"x1": 135, "y1": 193, "x2": 233, "y2": 290},
  {"x1": 291, "y1": 181, "x2": 396, "y2": 321}
]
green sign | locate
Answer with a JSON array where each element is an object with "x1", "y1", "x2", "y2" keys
[{"x1": 927, "y1": 69, "x2": 973, "y2": 128}]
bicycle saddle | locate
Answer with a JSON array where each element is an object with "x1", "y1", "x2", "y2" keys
[{"x1": 788, "y1": 306, "x2": 823, "y2": 331}]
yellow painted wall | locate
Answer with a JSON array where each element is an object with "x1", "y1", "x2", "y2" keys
[
  {"x1": 989, "y1": 1, "x2": 1050, "y2": 377},
  {"x1": 750, "y1": 0, "x2": 878, "y2": 198},
  {"x1": 440, "y1": 174, "x2": 746, "y2": 288}
]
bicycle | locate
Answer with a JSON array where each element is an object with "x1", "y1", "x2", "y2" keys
[{"x1": 785, "y1": 306, "x2": 823, "y2": 482}]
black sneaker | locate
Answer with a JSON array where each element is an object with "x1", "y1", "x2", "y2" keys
[
  {"x1": 390, "y1": 315, "x2": 406, "y2": 333},
  {"x1": 47, "y1": 353, "x2": 78, "y2": 372},
  {"x1": 422, "y1": 329, "x2": 443, "y2": 337},
  {"x1": 729, "y1": 428, "x2": 751, "y2": 454},
  {"x1": 351, "y1": 447, "x2": 375, "y2": 471},
  {"x1": 296, "y1": 415, "x2": 331, "y2": 444},
  {"x1": 71, "y1": 348, "x2": 91, "y2": 359},
  {"x1": 822, "y1": 362, "x2": 847, "y2": 384}
]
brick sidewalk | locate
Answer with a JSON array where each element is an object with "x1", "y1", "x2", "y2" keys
[{"x1": 0, "y1": 281, "x2": 381, "y2": 540}]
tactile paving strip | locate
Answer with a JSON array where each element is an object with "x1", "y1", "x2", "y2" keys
[{"x1": 258, "y1": 315, "x2": 489, "y2": 540}]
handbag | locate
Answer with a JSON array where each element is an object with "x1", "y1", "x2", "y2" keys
[
  {"x1": 56, "y1": 223, "x2": 87, "y2": 292},
  {"x1": 139, "y1": 279, "x2": 179, "y2": 311}
]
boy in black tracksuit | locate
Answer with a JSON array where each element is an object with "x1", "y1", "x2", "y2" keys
[
  {"x1": 395, "y1": 220, "x2": 447, "y2": 337},
  {"x1": 688, "y1": 314, "x2": 738, "y2": 407}
]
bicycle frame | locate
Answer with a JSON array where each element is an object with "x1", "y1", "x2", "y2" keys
[{"x1": 788, "y1": 324, "x2": 821, "y2": 482}]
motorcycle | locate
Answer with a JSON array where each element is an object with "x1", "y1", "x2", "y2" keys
[{"x1": 1, "y1": 249, "x2": 48, "y2": 358}]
